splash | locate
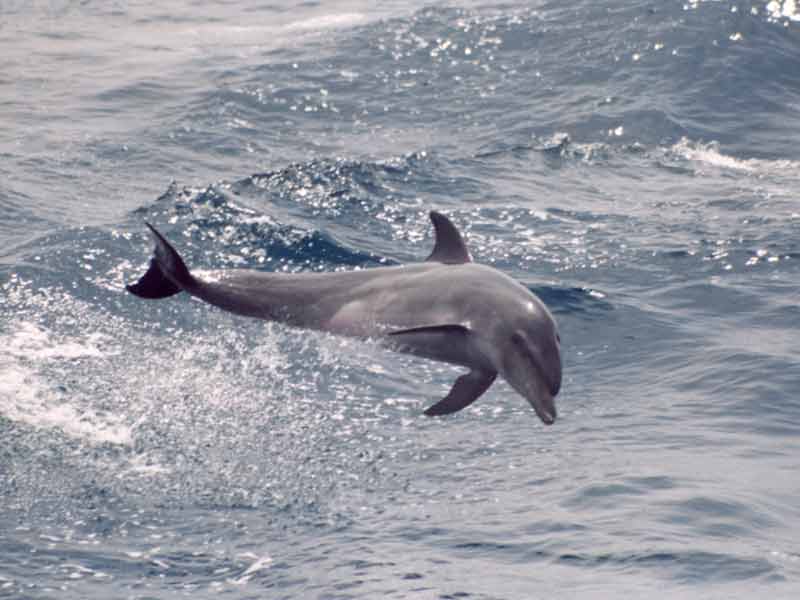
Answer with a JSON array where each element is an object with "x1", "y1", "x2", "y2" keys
[
  {"x1": 766, "y1": 0, "x2": 800, "y2": 21},
  {"x1": 0, "y1": 322, "x2": 133, "y2": 446}
]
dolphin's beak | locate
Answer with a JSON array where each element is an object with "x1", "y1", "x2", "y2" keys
[{"x1": 528, "y1": 388, "x2": 556, "y2": 425}]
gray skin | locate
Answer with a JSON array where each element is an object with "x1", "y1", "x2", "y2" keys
[{"x1": 126, "y1": 211, "x2": 562, "y2": 424}]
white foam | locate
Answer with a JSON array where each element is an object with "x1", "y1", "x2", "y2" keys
[
  {"x1": 670, "y1": 137, "x2": 800, "y2": 176},
  {"x1": 120, "y1": 453, "x2": 172, "y2": 477},
  {"x1": 0, "y1": 322, "x2": 132, "y2": 446},
  {"x1": 0, "y1": 363, "x2": 133, "y2": 445},
  {"x1": 229, "y1": 553, "x2": 273, "y2": 585},
  {"x1": 284, "y1": 13, "x2": 367, "y2": 32},
  {"x1": 766, "y1": 0, "x2": 800, "y2": 21},
  {"x1": 5, "y1": 321, "x2": 109, "y2": 360}
]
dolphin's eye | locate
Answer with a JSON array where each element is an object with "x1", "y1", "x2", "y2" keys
[
  {"x1": 511, "y1": 331, "x2": 536, "y2": 364},
  {"x1": 511, "y1": 331, "x2": 526, "y2": 348}
]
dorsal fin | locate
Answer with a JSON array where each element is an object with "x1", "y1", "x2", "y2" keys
[{"x1": 426, "y1": 211, "x2": 471, "y2": 264}]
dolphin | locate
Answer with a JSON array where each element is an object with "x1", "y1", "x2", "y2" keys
[{"x1": 126, "y1": 211, "x2": 562, "y2": 423}]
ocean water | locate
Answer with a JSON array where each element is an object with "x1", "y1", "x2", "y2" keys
[{"x1": 1, "y1": 0, "x2": 799, "y2": 598}]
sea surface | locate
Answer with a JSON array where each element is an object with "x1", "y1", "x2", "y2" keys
[{"x1": 1, "y1": 1, "x2": 800, "y2": 598}]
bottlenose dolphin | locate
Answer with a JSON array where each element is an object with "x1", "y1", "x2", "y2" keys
[{"x1": 126, "y1": 212, "x2": 562, "y2": 423}]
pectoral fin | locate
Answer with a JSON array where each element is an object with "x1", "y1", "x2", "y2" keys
[{"x1": 424, "y1": 369, "x2": 497, "y2": 416}]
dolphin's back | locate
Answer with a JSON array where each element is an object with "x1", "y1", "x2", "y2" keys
[
  {"x1": 193, "y1": 263, "x2": 441, "y2": 330},
  {"x1": 126, "y1": 225, "x2": 442, "y2": 329}
]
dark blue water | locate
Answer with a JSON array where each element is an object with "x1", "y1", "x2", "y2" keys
[{"x1": 2, "y1": 1, "x2": 800, "y2": 598}]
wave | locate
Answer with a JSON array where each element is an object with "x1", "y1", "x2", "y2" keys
[{"x1": 668, "y1": 137, "x2": 800, "y2": 176}]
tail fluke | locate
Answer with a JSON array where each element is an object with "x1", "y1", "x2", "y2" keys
[{"x1": 126, "y1": 223, "x2": 196, "y2": 299}]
